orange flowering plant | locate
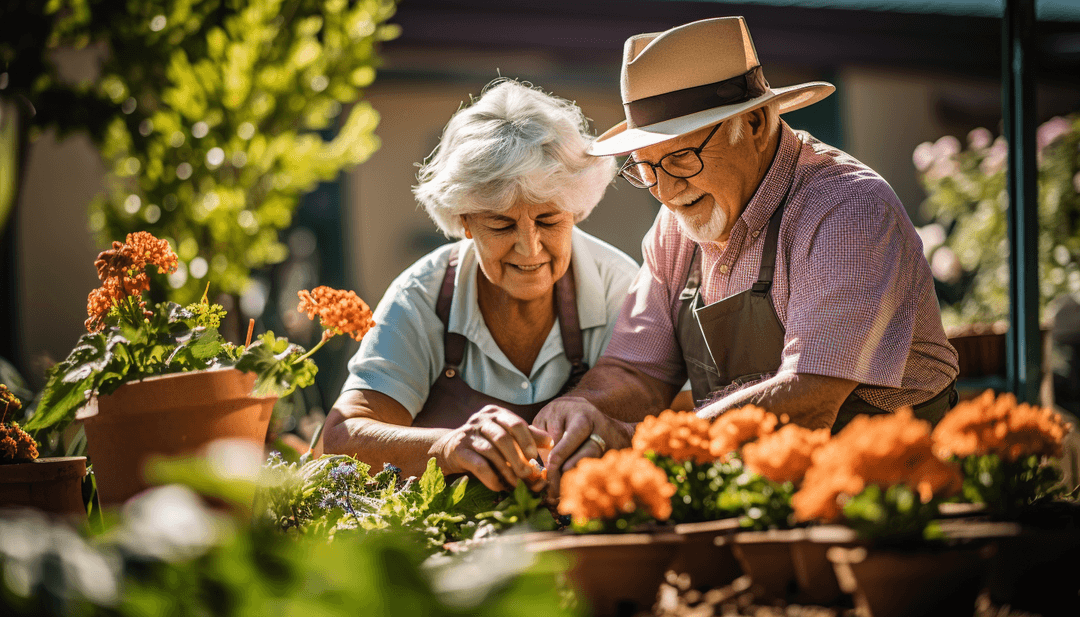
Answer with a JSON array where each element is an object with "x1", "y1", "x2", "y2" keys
[
  {"x1": 631, "y1": 406, "x2": 807, "y2": 529},
  {"x1": 558, "y1": 449, "x2": 677, "y2": 533},
  {"x1": 931, "y1": 390, "x2": 1070, "y2": 518},
  {"x1": 24, "y1": 232, "x2": 375, "y2": 440},
  {"x1": 792, "y1": 409, "x2": 962, "y2": 542},
  {"x1": 1, "y1": 384, "x2": 38, "y2": 464}
]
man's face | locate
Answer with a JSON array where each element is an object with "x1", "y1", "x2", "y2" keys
[{"x1": 631, "y1": 115, "x2": 763, "y2": 245}]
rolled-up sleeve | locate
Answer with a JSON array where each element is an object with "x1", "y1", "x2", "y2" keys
[
  {"x1": 780, "y1": 193, "x2": 918, "y2": 388},
  {"x1": 342, "y1": 281, "x2": 441, "y2": 417},
  {"x1": 602, "y1": 212, "x2": 689, "y2": 386}
]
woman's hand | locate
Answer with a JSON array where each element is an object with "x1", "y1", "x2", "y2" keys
[{"x1": 430, "y1": 405, "x2": 553, "y2": 492}]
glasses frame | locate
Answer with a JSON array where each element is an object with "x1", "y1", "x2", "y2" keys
[{"x1": 618, "y1": 122, "x2": 723, "y2": 189}]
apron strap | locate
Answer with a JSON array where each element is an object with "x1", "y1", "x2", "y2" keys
[
  {"x1": 751, "y1": 200, "x2": 787, "y2": 295},
  {"x1": 436, "y1": 245, "x2": 466, "y2": 372},
  {"x1": 554, "y1": 259, "x2": 588, "y2": 381},
  {"x1": 679, "y1": 245, "x2": 702, "y2": 301}
]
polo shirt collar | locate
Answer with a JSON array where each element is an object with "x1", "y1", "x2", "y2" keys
[{"x1": 446, "y1": 226, "x2": 607, "y2": 376}]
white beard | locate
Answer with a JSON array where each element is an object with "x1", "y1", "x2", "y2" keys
[{"x1": 673, "y1": 203, "x2": 727, "y2": 245}]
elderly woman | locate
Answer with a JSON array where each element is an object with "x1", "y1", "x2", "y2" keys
[{"x1": 322, "y1": 80, "x2": 638, "y2": 491}]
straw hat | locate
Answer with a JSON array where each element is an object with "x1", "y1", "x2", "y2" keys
[{"x1": 589, "y1": 17, "x2": 834, "y2": 156}]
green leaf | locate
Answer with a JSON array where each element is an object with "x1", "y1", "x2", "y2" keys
[
  {"x1": 235, "y1": 331, "x2": 316, "y2": 397},
  {"x1": 418, "y1": 457, "x2": 444, "y2": 510}
]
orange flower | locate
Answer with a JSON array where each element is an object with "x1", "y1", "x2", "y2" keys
[
  {"x1": 742, "y1": 423, "x2": 831, "y2": 485},
  {"x1": 709, "y1": 405, "x2": 778, "y2": 459},
  {"x1": 632, "y1": 410, "x2": 715, "y2": 464},
  {"x1": 1, "y1": 384, "x2": 20, "y2": 425},
  {"x1": 85, "y1": 232, "x2": 178, "y2": 333},
  {"x1": 297, "y1": 286, "x2": 375, "y2": 342},
  {"x1": 558, "y1": 449, "x2": 676, "y2": 525},
  {"x1": 932, "y1": 390, "x2": 1068, "y2": 462},
  {"x1": 792, "y1": 408, "x2": 961, "y2": 523}
]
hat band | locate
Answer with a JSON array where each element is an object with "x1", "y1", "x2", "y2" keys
[{"x1": 623, "y1": 66, "x2": 770, "y2": 129}]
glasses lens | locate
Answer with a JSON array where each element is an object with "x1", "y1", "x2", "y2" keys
[
  {"x1": 620, "y1": 160, "x2": 656, "y2": 188},
  {"x1": 660, "y1": 150, "x2": 703, "y2": 178}
]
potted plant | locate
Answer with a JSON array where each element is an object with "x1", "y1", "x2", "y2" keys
[
  {"x1": 0, "y1": 384, "x2": 87, "y2": 516},
  {"x1": 930, "y1": 389, "x2": 1078, "y2": 615},
  {"x1": 22, "y1": 232, "x2": 374, "y2": 506},
  {"x1": 528, "y1": 448, "x2": 681, "y2": 617},
  {"x1": 914, "y1": 117, "x2": 1080, "y2": 379},
  {"x1": 789, "y1": 409, "x2": 991, "y2": 617}
]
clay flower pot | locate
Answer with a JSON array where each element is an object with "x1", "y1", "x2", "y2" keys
[
  {"x1": 826, "y1": 542, "x2": 992, "y2": 617},
  {"x1": 729, "y1": 528, "x2": 805, "y2": 603},
  {"x1": 0, "y1": 456, "x2": 87, "y2": 516},
  {"x1": 77, "y1": 368, "x2": 276, "y2": 506},
  {"x1": 668, "y1": 518, "x2": 743, "y2": 591},
  {"x1": 526, "y1": 532, "x2": 684, "y2": 617},
  {"x1": 791, "y1": 525, "x2": 863, "y2": 606}
]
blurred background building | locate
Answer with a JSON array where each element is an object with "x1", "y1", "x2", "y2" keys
[{"x1": 9, "y1": 0, "x2": 1080, "y2": 418}]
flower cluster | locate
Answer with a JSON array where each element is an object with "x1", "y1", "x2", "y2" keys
[
  {"x1": 792, "y1": 409, "x2": 961, "y2": 523},
  {"x1": 85, "y1": 232, "x2": 179, "y2": 332},
  {"x1": 0, "y1": 385, "x2": 37, "y2": 464},
  {"x1": 297, "y1": 286, "x2": 376, "y2": 342},
  {"x1": 932, "y1": 390, "x2": 1068, "y2": 462},
  {"x1": 632, "y1": 410, "x2": 714, "y2": 464},
  {"x1": 742, "y1": 424, "x2": 830, "y2": 485},
  {"x1": 558, "y1": 449, "x2": 676, "y2": 527},
  {"x1": 709, "y1": 405, "x2": 778, "y2": 459}
]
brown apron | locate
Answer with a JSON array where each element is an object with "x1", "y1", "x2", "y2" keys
[
  {"x1": 674, "y1": 143, "x2": 956, "y2": 433},
  {"x1": 411, "y1": 245, "x2": 589, "y2": 429}
]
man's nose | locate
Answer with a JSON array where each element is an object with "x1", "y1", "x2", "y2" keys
[{"x1": 652, "y1": 170, "x2": 686, "y2": 208}]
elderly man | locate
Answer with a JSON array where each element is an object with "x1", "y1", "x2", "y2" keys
[{"x1": 535, "y1": 16, "x2": 959, "y2": 491}]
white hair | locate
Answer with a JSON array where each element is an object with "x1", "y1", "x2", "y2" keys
[
  {"x1": 724, "y1": 100, "x2": 781, "y2": 145},
  {"x1": 413, "y1": 79, "x2": 617, "y2": 238}
]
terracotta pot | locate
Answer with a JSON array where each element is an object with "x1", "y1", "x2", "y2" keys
[
  {"x1": 78, "y1": 369, "x2": 276, "y2": 506},
  {"x1": 0, "y1": 456, "x2": 87, "y2": 516},
  {"x1": 791, "y1": 525, "x2": 862, "y2": 606},
  {"x1": 729, "y1": 528, "x2": 805, "y2": 603},
  {"x1": 669, "y1": 518, "x2": 743, "y2": 591},
  {"x1": 526, "y1": 532, "x2": 683, "y2": 617},
  {"x1": 827, "y1": 543, "x2": 992, "y2": 617}
]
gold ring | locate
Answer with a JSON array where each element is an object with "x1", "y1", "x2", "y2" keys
[{"x1": 588, "y1": 433, "x2": 607, "y2": 453}]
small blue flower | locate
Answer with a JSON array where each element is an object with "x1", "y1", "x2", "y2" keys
[{"x1": 329, "y1": 462, "x2": 358, "y2": 480}]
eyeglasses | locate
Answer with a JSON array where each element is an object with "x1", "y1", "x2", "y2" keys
[{"x1": 618, "y1": 122, "x2": 722, "y2": 189}]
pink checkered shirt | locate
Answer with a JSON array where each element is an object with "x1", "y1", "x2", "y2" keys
[{"x1": 604, "y1": 124, "x2": 959, "y2": 410}]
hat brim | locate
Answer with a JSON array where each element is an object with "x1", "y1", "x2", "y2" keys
[{"x1": 588, "y1": 81, "x2": 835, "y2": 157}]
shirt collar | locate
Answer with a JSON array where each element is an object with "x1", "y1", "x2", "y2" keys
[{"x1": 446, "y1": 226, "x2": 607, "y2": 374}]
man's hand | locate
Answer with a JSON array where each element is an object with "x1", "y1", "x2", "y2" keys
[
  {"x1": 430, "y1": 404, "x2": 553, "y2": 492},
  {"x1": 533, "y1": 396, "x2": 635, "y2": 499}
]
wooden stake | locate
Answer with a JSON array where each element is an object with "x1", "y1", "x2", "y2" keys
[{"x1": 245, "y1": 318, "x2": 255, "y2": 347}]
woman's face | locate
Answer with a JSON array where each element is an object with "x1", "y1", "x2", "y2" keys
[{"x1": 462, "y1": 201, "x2": 574, "y2": 302}]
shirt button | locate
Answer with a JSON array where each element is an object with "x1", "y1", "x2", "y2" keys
[
  {"x1": 521, "y1": 381, "x2": 529, "y2": 389},
  {"x1": 752, "y1": 230, "x2": 760, "y2": 238},
  {"x1": 719, "y1": 264, "x2": 729, "y2": 274}
]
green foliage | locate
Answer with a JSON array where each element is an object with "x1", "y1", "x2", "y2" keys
[
  {"x1": 259, "y1": 455, "x2": 557, "y2": 551},
  {"x1": 643, "y1": 453, "x2": 792, "y2": 529},
  {"x1": 35, "y1": 0, "x2": 399, "y2": 304},
  {"x1": 841, "y1": 484, "x2": 945, "y2": 545},
  {"x1": 716, "y1": 460, "x2": 795, "y2": 531},
  {"x1": 235, "y1": 331, "x2": 317, "y2": 398},
  {"x1": 956, "y1": 453, "x2": 1066, "y2": 520},
  {"x1": 916, "y1": 116, "x2": 1080, "y2": 326}
]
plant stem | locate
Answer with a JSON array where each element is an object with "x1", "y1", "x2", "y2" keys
[{"x1": 295, "y1": 330, "x2": 332, "y2": 364}]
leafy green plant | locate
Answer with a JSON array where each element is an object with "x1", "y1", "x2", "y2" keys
[
  {"x1": 646, "y1": 453, "x2": 741, "y2": 524},
  {"x1": 841, "y1": 484, "x2": 946, "y2": 545},
  {"x1": 915, "y1": 114, "x2": 1080, "y2": 326},
  {"x1": 259, "y1": 454, "x2": 558, "y2": 550},
  {"x1": 715, "y1": 457, "x2": 795, "y2": 531},
  {"x1": 20, "y1": 0, "x2": 399, "y2": 305},
  {"x1": 955, "y1": 453, "x2": 1066, "y2": 520}
]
